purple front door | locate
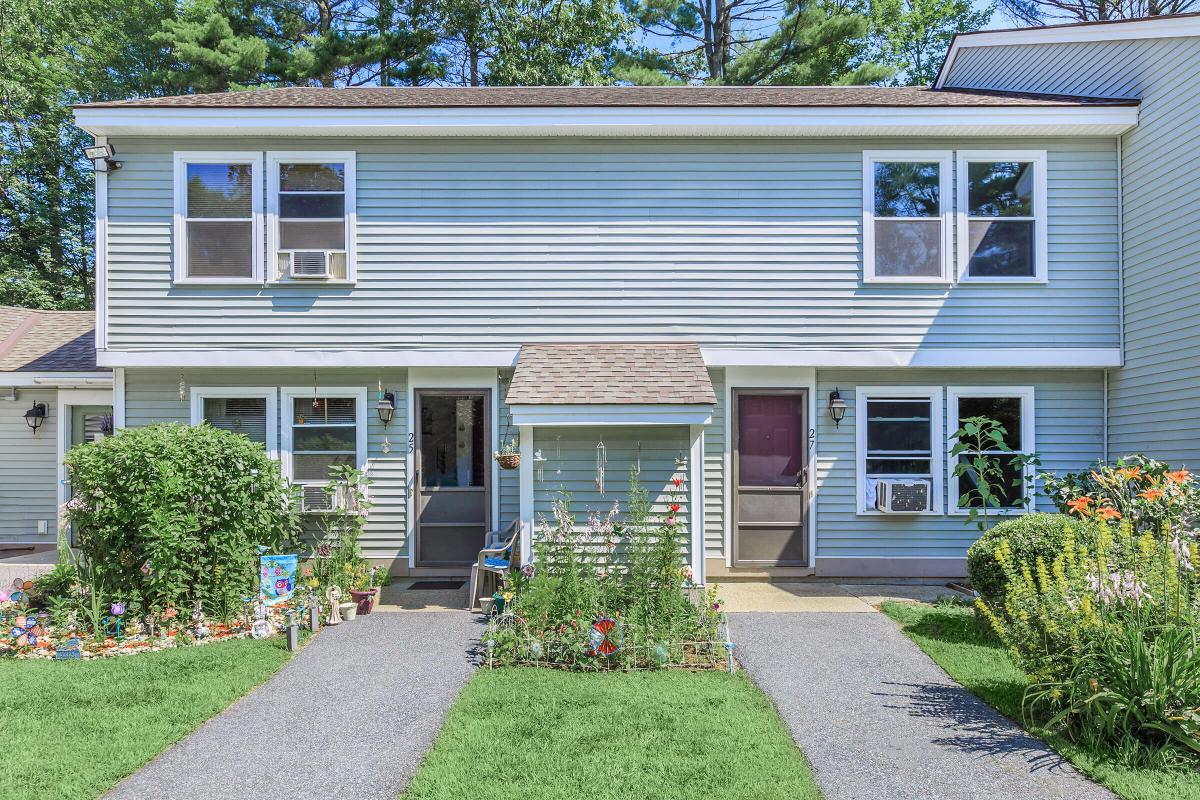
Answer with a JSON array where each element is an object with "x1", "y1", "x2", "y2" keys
[{"x1": 733, "y1": 391, "x2": 808, "y2": 566}]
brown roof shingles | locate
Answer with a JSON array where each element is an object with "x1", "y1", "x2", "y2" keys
[
  {"x1": 506, "y1": 343, "x2": 716, "y2": 406},
  {"x1": 0, "y1": 307, "x2": 102, "y2": 372},
  {"x1": 77, "y1": 85, "x2": 1137, "y2": 110}
]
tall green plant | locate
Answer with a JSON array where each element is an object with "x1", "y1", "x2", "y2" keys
[
  {"x1": 949, "y1": 415, "x2": 1040, "y2": 532},
  {"x1": 312, "y1": 464, "x2": 373, "y2": 595}
]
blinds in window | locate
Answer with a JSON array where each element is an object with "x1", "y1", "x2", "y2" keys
[{"x1": 203, "y1": 397, "x2": 268, "y2": 444}]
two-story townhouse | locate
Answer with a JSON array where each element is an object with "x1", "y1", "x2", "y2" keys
[
  {"x1": 936, "y1": 13, "x2": 1200, "y2": 468},
  {"x1": 64, "y1": 79, "x2": 1140, "y2": 584}
]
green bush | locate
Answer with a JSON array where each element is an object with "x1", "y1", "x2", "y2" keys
[
  {"x1": 64, "y1": 423, "x2": 299, "y2": 623},
  {"x1": 967, "y1": 513, "x2": 1093, "y2": 604}
]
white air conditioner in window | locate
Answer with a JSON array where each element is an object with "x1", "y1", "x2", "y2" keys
[
  {"x1": 874, "y1": 479, "x2": 932, "y2": 513},
  {"x1": 286, "y1": 250, "x2": 332, "y2": 279}
]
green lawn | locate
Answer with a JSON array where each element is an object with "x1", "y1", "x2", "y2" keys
[
  {"x1": 404, "y1": 667, "x2": 822, "y2": 800},
  {"x1": 0, "y1": 637, "x2": 293, "y2": 800},
  {"x1": 882, "y1": 602, "x2": 1200, "y2": 800}
]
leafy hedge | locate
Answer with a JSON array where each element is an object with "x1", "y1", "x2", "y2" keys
[
  {"x1": 967, "y1": 513, "x2": 1094, "y2": 605},
  {"x1": 64, "y1": 423, "x2": 299, "y2": 620}
]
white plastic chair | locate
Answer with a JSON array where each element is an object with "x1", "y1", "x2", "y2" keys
[{"x1": 467, "y1": 519, "x2": 521, "y2": 611}]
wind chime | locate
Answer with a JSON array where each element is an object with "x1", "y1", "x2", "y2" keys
[
  {"x1": 312, "y1": 369, "x2": 320, "y2": 412},
  {"x1": 595, "y1": 439, "x2": 607, "y2": 495},
  {"x1": 177, "y1": 370, "x2": 187, "y2": 402}
]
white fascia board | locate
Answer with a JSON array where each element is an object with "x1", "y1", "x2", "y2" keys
[
  {"x1": 0, "y1": 373, "x2": 113, "y2": 387},
  {"x1": 74, "y1": 104, "x2": 1138, "y2": 138},
  {"x1": 97, "y1": 347, "x2": 1122, "y2": 370},
  {"x1": 935, "y1": 16, "x2": 1200, "y2": 89},
  {"x1": 510, "y1": 404, "x2": 714, "y2": 427},
  {"x1": 699, "y1": 347, "x2": 1122, "y2": 368},
  {"x1": 97, "y1": 348, "x2": 520, "y2": 368}
]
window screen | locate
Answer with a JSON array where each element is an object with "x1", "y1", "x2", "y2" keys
[{"x1": 184, "y1": 162, "x2": 255, "y2": 278}]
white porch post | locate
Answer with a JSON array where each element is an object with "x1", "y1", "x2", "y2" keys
[
  {"x1": 689, "y1": 424, "x2": 705, "y2": 585},
  {"x1": 518, "y1": 424, "x2": 533, "y2": 565}
]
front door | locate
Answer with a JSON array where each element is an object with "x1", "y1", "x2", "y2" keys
[
  {"x1": 415, "y1": 391, "x2": 491, "y2": 567},
  {"x1": 733, "y1": 390, "x2": 808, "y2": 567}
]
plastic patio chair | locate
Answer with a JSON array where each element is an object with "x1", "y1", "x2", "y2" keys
[{"x1": 467, "y1": 519, "x2": 521, "y2": 611}]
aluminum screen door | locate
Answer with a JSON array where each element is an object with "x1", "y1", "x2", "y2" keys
[
  {"x1": 415, "y1": 390, "x2": 491, "y2": 566},
  {"x1": 733, "y1": 390, "x2": 808, "y2": 566}
]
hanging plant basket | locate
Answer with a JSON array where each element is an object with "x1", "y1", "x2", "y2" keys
[{"x1": 495, "y1": 452, "x2": 521, "y2": 470}]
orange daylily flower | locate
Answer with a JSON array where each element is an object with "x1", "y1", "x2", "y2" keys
[
  {"x1": 1166, "y1": 469, "x2": 1192, "y2": 484},
  {"x1": 1067, "y1": 497, "x2": 1094, "y2": 516},
  {"x1": 1140, "y1": 487, "x2": 1165, "y2": 502},
  {"x1": 1116, "y1": 466, "x2": 1143, "y2": 482},
  {"x1": 1096, "y1": 506, "x2": 1122, "y2": 521}
]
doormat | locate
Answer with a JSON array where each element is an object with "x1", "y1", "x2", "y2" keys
[{"x1": 406, "y1": 580, "x2": 466, "y2": 590}]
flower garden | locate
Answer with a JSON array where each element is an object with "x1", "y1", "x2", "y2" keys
[
  {"x1": 0, "y1": 423, "x2": 383, "y2": 661},
  {"x1": 956, "y1": 452, "x2": 1200, "y2": 793},
  {"x1": 481, "y1": 469, "x2": 731, "y2": 672}
]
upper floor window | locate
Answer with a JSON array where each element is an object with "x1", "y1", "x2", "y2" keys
[
  {"x1": 173, "y1": 152, "x2": 263, "y2": 283},
  {"x1": 863, "y1": 151, "x2": 951, "y2": 283},
  {"x1": 957, "y1": 151, "x2": 1047, "y2": 283},
  {"x1": 268, "y1": 152, "x2": 356, "y2": 282}
]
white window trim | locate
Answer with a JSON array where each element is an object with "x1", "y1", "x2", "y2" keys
[
  {"x1": 189, "y1": 387, "x2": 279, "y2": 460},
  {"x1": 855, "y1": 385, "x2": 945, "y2": 515},
  {"x1": 862, "y1": 150, "x2": 953, "y2": 284},
  {"x1": 266, "y1": 151, "x2": 357, "y2": 284},
  {"x1": 173, "y1": 151, "x2": 265, "y2": 284},
  {"x1": 946, "y1": 386, "x2": 1036, "y2": 516},
  {"x1": 956, "y1": 150, "x2": 1048, "y2": 284},
  {"x1": 280, "y1": 387, "x2": 369, "y2": 510}
]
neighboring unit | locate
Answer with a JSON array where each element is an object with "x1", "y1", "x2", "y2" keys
[{"x1": 43, "y1": 18, "x2": 1194, "y2": 580}]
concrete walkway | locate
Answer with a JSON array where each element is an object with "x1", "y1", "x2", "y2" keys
[
  {"x1": 730, "y1": 612, "x2": 1115, "y2": 800},
  {"x1": 106, "y1": 611, "x2": 481, "y2": 800}
]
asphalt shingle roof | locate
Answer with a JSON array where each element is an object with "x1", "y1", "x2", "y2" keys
[
  {"x1": 0, "y1": 307, "x2": 102, "y2": 372},
  {"x1": 506, "y1": 343, "x2": 716, "y2": 406},
  {"x1": 77, "y1": 85, "x2": 1137, "y2": 109}
]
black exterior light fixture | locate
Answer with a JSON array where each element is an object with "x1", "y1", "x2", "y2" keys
[
  {"x1": 24, "y1": 402, "x2": 47, "y2": 434},
  {"x1": 827, "y1": 388, "x2": 847, "y2": 428},
  {"x1": 83, "y1": 143, "x2": 121, "y2": 172},
  {"x1": 376, "y1": 391, "x2": 396, "y2": 426}
]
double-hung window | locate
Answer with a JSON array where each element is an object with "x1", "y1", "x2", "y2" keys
[
  {"x1": 173, "y1": 152, "x2": 263, "y2": 282},
  {"x1": 863, "y1": 152, "x2": 952, "y2": 282},
  {"x1": 281, "y1": 388, "x2": 367, "y2": 512},
  {"x1": 856, "y1": 387, "x2": 944, "y2": 514},
  {"x1": 947, "y1": 387, "x2": 1035, "y2": 513},
  {"x1": 957, "y1": 151, "x2": 1047, "y2": 282},
  {"x1": 190, "y1": 388, "x2": 278, "y2": 459},
  {"x1": 267, "y1": 152, "x2": 356, "y2": 282}
]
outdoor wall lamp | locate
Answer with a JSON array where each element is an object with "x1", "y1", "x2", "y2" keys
[
  {"x1": 83, "y1": 143, "x2": 121, "y2": 172},
  {"x1": 24, "y1": 402, "x2": 47, "y2": 434},
  {"x1": 376, "y1": 390, "x2": 396, "y2": 426},
  {"x1": 827, "y1": 388, "x2": 847, "y2": 428}
]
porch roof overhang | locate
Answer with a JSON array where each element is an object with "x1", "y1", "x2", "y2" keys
[{"x1": 506, "y1": 342, "x2": 715, "y2": 427}]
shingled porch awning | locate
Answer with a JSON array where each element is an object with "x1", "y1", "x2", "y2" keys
[{"x1": 505, "y1": 342, "x2": 716, "y2": 426}]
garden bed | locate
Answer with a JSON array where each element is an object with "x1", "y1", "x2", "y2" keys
[
  {"x1": 883, "y1": 601, "x2": 1200, "y2": 800},
  {"x1": 402, "y1": 667, "x2": 821, "y2": 800}
]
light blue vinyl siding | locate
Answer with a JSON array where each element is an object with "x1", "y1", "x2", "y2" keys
[
  {"x1": 0, "y1": 392, "x2": 59, "y2": 544},
  {"x1": 943, "y1": 36, "x2": 1200, "y2": 465},
  {"x1": 813, "y1": 368, "x2": 1104, "y2": 559},
  {"x1": 530, "y1": 426, "x2": 691, "y2": 563},
  {"x1": 105, "y1": 136, "x2": 1119, "y2": 353},
  {"x1": 704, "y1": 369, "x2": 726, "y2": 558},
  {"x1": 122, "y1": 368, "x2": 409, "y2": 560},
  {"x1": 497, "y1": 369, "x2": 520, "y2": 530}
]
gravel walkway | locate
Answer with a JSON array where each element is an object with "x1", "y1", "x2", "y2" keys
[
  {"x1": 106, "y1": 611, "x2": 481, "y2": 800},
  {"x1": 730, "y1": 612, "x2": 1115, "y2": 800}
]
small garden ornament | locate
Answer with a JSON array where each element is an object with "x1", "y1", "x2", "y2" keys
[{"x1": 325, "y1": 585, "x2": 343, "y2": 625}]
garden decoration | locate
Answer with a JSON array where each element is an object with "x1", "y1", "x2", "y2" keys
[
  {"x1": 724, "y1": 641, "x2": 735, "y2": 674},
  {"x1": 325, "y1": 585, "x2": 343, "y2": 625},
  {"x1": 108, "y1": 601, "x2": 126, "y2": 640},
  {"x1": 286, "y1": 613, "x2": 299, "y2": 651},
  {"x1": 307, "y1": 589, "x2": 321, "y2": 631},
  {"x1": 595, "y1": 439, "x2": 607, "y2": 495},
  {"x1": 340, "y1": 601, "x2": 358, "y2": 621},
  {"x1": 54, "y1": 636, "x2": 82, "y2": 660},
  {"x1": 587, "y1": 617, "x2": 622, "y2": 657},
  {"x1": 10, "y1": 615, "x2": 44, "y2": 647},
  {"x1": 192, "y1": 602, "x2": 210, "y2": 639},
  {"x1": 533, "y1": 449, "x2": 547, "y2": 482},
  {"x1": 260, "y1": 554, "x2": 298, "y2": 606}
]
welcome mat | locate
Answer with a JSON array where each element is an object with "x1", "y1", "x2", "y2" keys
[{"x1": 406, "y1": 580, "x2": 466, "y2": 591}]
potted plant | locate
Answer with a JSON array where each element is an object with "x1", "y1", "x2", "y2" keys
[
  {"x1": 348, "y1": 561, "x2": 375, "y2": 615},
  {"x1": 370, "y1": 564, "x2": 390, "y2": 609},
  {"x1": 493, "y1": 436, "x2": 520, "y2": 470}
]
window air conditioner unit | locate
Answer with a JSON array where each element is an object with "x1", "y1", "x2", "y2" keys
[
  {"x1": 287, "y1": 250, "x2": 331, "y2": 279},
  {"x1": 875, "y1": 479, "x2": 932, "y2": 513}
]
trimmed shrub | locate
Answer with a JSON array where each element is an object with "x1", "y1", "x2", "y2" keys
[
  {"x1": 64, "y1": 423, "x2": 299, "y2": 621},
  {"x1": 967, "y1": 513, "x2": 1094, "y2": 604}
]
